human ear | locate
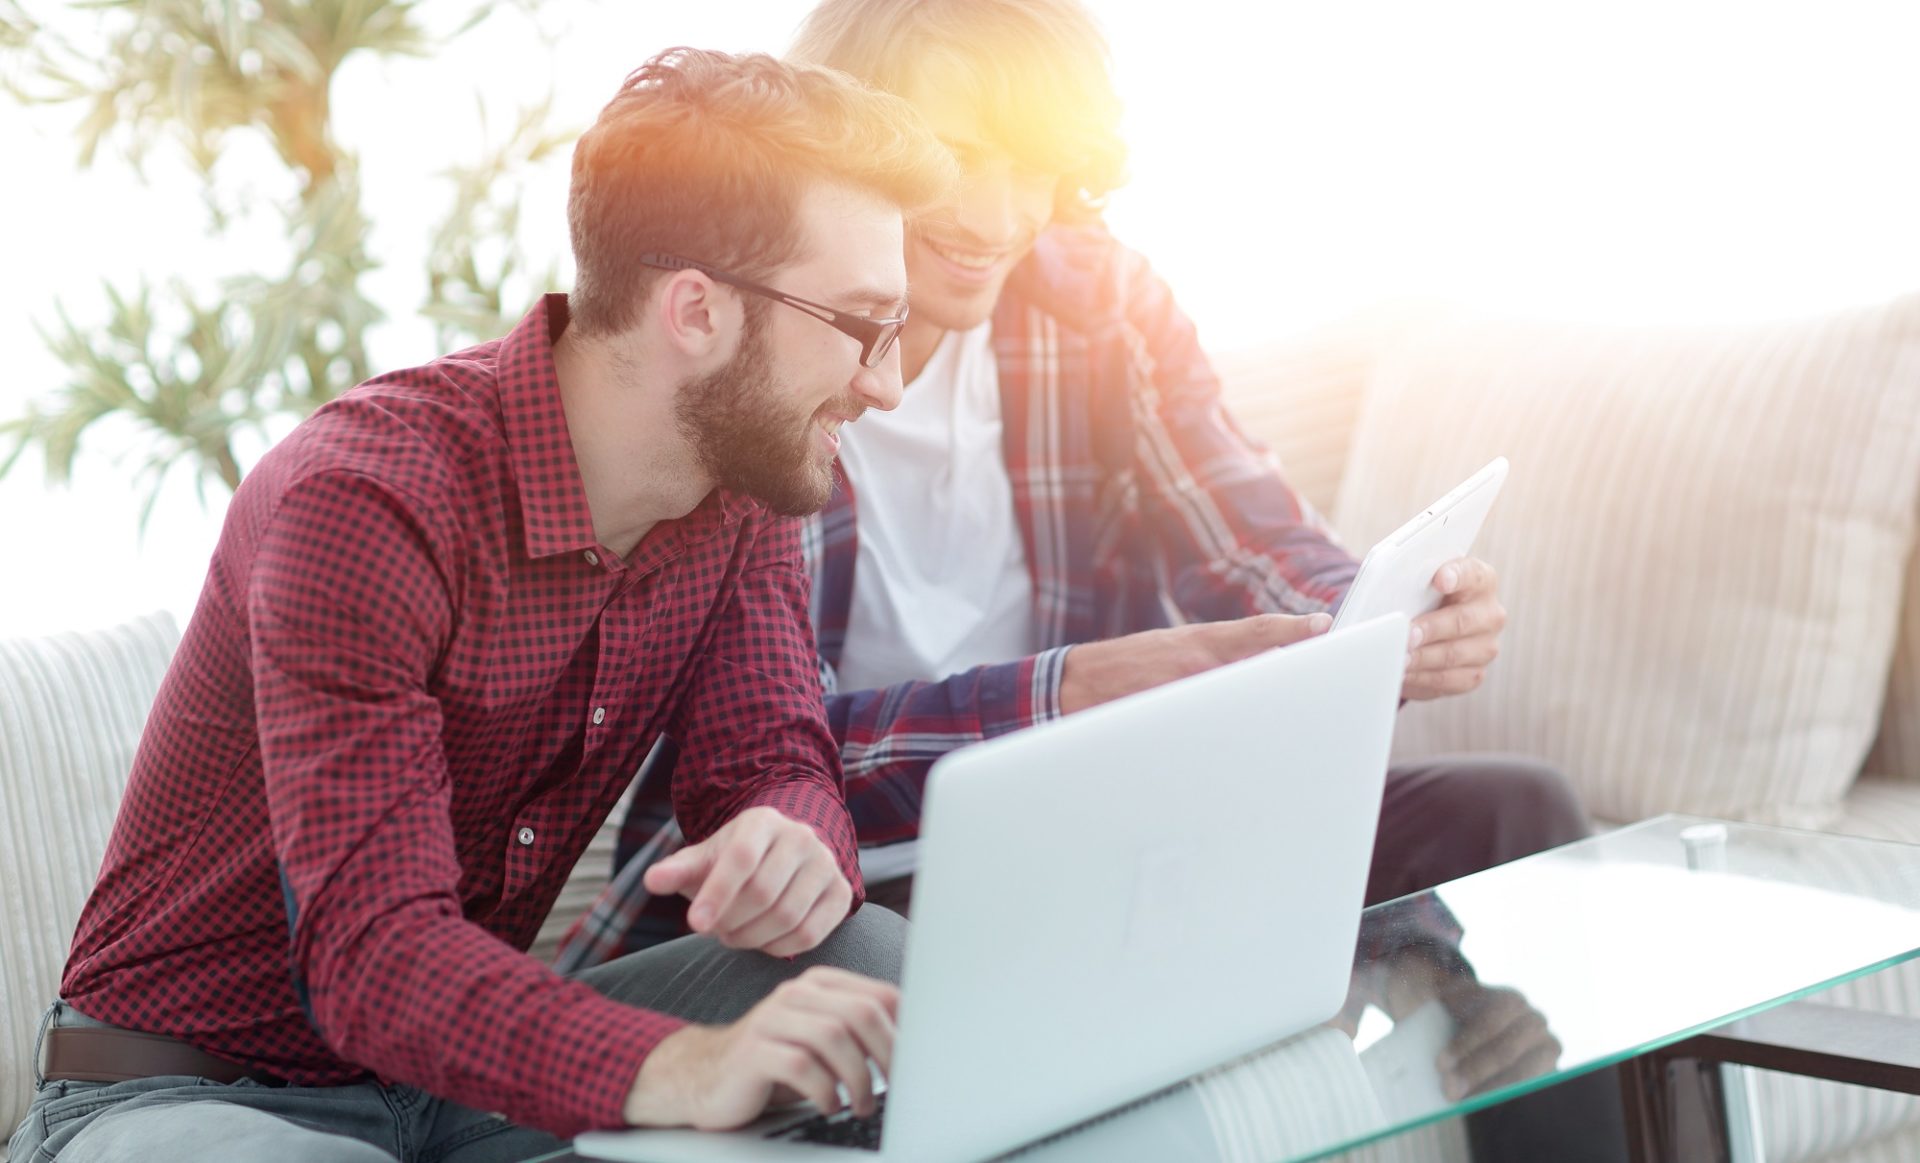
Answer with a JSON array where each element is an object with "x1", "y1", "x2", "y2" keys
[{"x1": 654, "y1": 271, "x2": 737, "y2": 361}]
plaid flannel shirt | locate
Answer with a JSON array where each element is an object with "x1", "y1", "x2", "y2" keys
[{"x1": 557, "y1": 225, "x2": 1365, "y2": 970}]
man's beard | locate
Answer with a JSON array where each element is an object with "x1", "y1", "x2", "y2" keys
[{"x1": 674, "y1": 318, "x2": 853, "y2": 516}]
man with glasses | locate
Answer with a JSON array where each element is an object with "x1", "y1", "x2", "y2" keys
[
  {"x1": 582, "y1": 0, "x2": 1586, "y2": 975},
  {"x1": 10, "y1": 47, "x2": 955, "y2": 1162}
]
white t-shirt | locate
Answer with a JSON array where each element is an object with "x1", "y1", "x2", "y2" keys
[
  {"x1": 837, "y1": 322, "x2": 1036, "y2": 881},
  {"x1": 834, "y1": 320, "x2": 1038, "y2": 696}
]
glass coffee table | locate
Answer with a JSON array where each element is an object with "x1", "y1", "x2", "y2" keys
[{"x1": 535, "y1": 815, "x2": 1920, "y2": 1162}]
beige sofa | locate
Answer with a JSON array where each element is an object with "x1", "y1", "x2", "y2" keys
[
  {"x1": 1215, "y1": 290, "x2": 1920, "y2": 1162},
  {"x1": 6, "y1": 291, "x2": 1919, "y2": 1160}
]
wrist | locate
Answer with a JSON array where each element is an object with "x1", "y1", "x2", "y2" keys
[
  {"x1": 1057, "y1": 645, "x2": 1085, "y2": 715},
  {"x1": 1057, "y1": 640, "x2": 1112, "y2": 715},
  {"x1": 623, "y1": 1023, "x2": 704, "y2": 1127}
]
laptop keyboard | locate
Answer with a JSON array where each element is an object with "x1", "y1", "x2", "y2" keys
[{"x1": 766, "y1": 1093, "x2": 887, "y2": 1151}]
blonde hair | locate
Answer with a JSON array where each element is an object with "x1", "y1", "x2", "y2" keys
[
  {"x1": 790, "y1": 0, "x2": 1127, "y2": 223},
  {"x1": 568, "y1": 46, "x2": 958, "y2": 336}
]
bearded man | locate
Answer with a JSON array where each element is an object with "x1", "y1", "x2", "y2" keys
[{"x1": 11, "y1": 46, "x2": 955, "y2": 1163}]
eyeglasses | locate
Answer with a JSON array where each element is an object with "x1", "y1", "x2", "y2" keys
[{"x1": 637, "y1": 253, "x2": 909, "y2": 370}]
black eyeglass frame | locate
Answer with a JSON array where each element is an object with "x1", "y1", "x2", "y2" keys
[{"x1": 637, "y1": 253, "x2": 908, "y2": 370}]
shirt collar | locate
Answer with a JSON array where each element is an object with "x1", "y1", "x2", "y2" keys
[
  {"x1": 500, "y1": 294, "x2": 758, "y2": 561},
  {"x1": 500, "y1": 294, "x2": 601, "y2": 560}
]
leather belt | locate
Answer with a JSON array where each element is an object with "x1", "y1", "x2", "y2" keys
[{"x1": 43, "y1": 1024, "x2": 285, "y2": 1086}]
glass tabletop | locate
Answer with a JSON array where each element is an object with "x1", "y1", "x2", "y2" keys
[
  {"x1": 550, "y1": 814, "x2": 1920, "y2": 1163},
  {"x1": 995, "y1": 814, "x2": 1920, "y2": 1162}
]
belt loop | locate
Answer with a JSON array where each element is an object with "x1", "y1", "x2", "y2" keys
[{"x1": 32, "y1": 1001, "x2": 60, "y2": 1090}]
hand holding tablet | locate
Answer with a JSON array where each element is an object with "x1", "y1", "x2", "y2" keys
[
  {"x1": 1332, "y1": 458, "x2": 1508, "y2": 631},
  {"x1": 1333, "y1": 458, "x2": 1510, "y2": 700}
]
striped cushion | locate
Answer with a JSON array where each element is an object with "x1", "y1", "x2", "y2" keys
[
  {"x1": 1755, "y1": 1030, "x2": 1920, "y2": 1163},
  {"x1": 0, "y1": 612, "x2": 178, "y2": 1148},
  {"x1": 1333, "y1": 1119, "x2": 1469, "y2": 1163},
  {"x1": 1334, "y1": 296, "x2": 1920, "y2": 827},
  {"x1": 1191, "y1": 1025, "x2": 1470, "y2": 1162},
  {"x1": 1735, "y1": 776, "x2": 1920, "y2": 1161},
  {"x1": 1864, "y1": 547, "x2": 1920, "y2": 784},
  {"x1": 1807, "y1": 1122, "x2": 1920, "y2": 1163}
]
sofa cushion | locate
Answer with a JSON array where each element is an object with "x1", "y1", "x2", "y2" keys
[
  {"x1": 1741, "y1": 776, "x2": 1920, "y2": 1162},
  {"x1": 1333, "y1": 295, "x2": 1920, "y2": 827},
  {"x1": 1864, "y1": 545, "x2": 1920, "y2": 784},
  {"x1": 0, "y1": 612, "x2": 178, "y2": 1145}
]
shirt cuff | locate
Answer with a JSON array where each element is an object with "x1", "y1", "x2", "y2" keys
[
  {"x1": 1029, "y1": 646, "x2": 1072, "y2": 725},
  {"x1": 744, "y1": 779, "x2": 866, "y2": 909},
  {"x1": 547, "y1": 988, "x2": 690, "y2": 1133}
]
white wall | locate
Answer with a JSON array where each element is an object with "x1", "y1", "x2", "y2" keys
[{"x1": 3, "y1": 0, "x2": 1916, "y2": 636}]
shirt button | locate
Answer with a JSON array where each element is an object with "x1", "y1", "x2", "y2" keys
[
  {"x1": 583, "y1": 550, "x2": 600, "y2": 566},
  {"x1": 516, "y1": 827, "x2": 535, "y2": 847},
  {"x1": 591, "y1": 706, "x2": 606, "y2": 725}
]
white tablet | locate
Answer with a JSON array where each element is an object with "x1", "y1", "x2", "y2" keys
[{"x1": 1331, "y1": 457, "x2": 1509, "y2": 631}]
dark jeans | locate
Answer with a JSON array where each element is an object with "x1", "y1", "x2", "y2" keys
[{"x1": 1365, "y1": 753, "x2": 1592, "y2": 904}]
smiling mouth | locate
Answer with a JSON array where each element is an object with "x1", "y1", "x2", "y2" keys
[
  {"x1": 815, "y1": 410, "x2": 861, "y2": 452},
  {"x1": 923, "y1": 237, "x2": 1007, "y2": 271}
]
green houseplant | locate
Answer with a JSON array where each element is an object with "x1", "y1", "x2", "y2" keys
[{"x1": 1, "y1": 0, "x2": 572, "y2": 520}]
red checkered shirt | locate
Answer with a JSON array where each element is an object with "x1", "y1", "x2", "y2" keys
[{"x1": 60, "y1": 294, "x2": 861, "y2": 1138}]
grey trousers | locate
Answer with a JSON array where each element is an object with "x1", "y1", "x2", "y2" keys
[{"x1": 7, "y1": 906, "x2": 908, "y2": 1163}]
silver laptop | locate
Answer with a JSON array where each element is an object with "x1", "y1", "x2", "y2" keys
[{"x1": 575, "y1": 613, "x2": 1409, "y2": 1163}]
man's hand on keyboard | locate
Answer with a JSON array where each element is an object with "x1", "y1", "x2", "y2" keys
[{"x1": 623, "y1": 967, "x2": 899, "y2": 1130}]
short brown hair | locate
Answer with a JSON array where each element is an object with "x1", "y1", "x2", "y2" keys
[
  {"x1": 568, "y1": 46, "x2": 957, "y2": 336},
  {"x1": 789, "y1": 0, "x2": 1127, "y2": 224}
]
